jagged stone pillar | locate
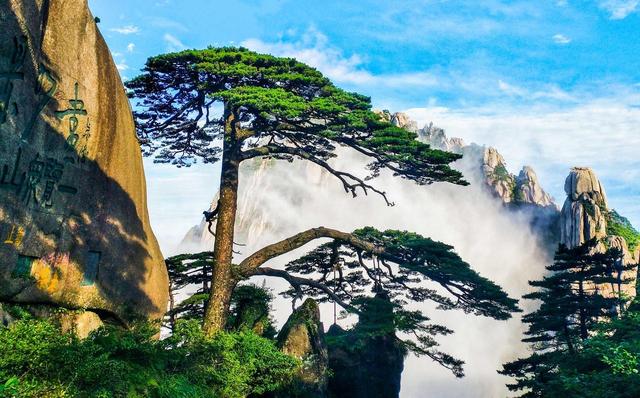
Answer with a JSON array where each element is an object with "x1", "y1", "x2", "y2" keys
[{"x1": 559, "y1": 167, "x2": 637, "y2": 300}]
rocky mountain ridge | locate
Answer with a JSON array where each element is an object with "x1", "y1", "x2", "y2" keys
[{"x1": 384, "y1": 111, "x2": 556, "y2": 209}]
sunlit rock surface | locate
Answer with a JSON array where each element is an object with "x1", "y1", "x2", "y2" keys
[
  {"x1": 515, "y1": 166, "x2": 554, "y2": 207},
  {"x1": 560, "y1": 167, "x2": 637, "y2": 299},
  {"x1": 560, "y1": 167, "x2": 608, "y2": 249},
  {"x1": 0, "y1": 0, "x2": 168, "y2": 325}
]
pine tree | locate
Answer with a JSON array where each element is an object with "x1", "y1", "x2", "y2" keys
[
  {"x1": 127, "y1": 47, "x2": 468, "y2": 334},
  {"x1": 501, "y1": 241, "x2": 635, "y2": 396},
  {"x1": 165, "y1": 252, "x2": 213, "y2": 330}
]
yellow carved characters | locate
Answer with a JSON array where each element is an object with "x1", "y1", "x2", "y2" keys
[{"x1": 3, "y1": 225, "x2": 24, "y2": 247}]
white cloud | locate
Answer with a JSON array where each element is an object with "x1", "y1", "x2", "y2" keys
[
  {"x1": 552, "y1": 33, "x2": 571, "y2": 44},
  {"x1": 148, "y1": 16, "x2": 188, "y2": 32},
  {"x1": 240, "y1": 27, "x2": 439, "y2": 88},
  {"x1": 127, "y1": 43, "x2": 135, "y2": 53},
  {"x1": 599, "y1": 0, "x2": 639, "y2": 19},
  {"x1": 241, "y1": 27, "x2": 583, "y2": 106},
  {"x1": 110, "y1": 25, "x2": 140, "y2": 34},
  {"x1": 497, "y1": 79, "x2": 575, "y2": 101},
  {"x1": 164, "y1": 33, "x2": 186, "y2": 51},
  {"x1": 115, "y1": 61, "x2": 129, "y2": 71},
  {"x1": 498, "y1": 80, "x2": 528, "y2": 96}
]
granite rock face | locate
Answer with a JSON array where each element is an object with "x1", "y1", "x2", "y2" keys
[
  {"x1": 0, "y1": 0, "x2": 168, "y2": 324},
  {"x1": 389, "y1": 112, "x2": 418, "y2": 132},
  {"x1": 417, "y1": 122, "x2": 465, "y2": 154},
  {"x1": 406, "y1": 115, "x2": 555, "y2": 209},
  {"x1": 560, "y1": 168, "x2": 608, "y2": 249},
  {"x1": 559, "y1": 168, "x2": 637, "y2": 299},
  {"x1": 480, "y1": 149, "x2": 555, "y2": 208},
  {"x1": 515, "y1": 166, "x2": 554, "y2": 207},
  {"x1": 482, "y1": 147, "x2": 517, "y2": 204}
]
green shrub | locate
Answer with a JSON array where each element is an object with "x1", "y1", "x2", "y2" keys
[
  {"x1": 607, "y1": 209, "x2": 640, "y2": 252},
  {"x1": 0, "y1": 319, "x2": 298, "y2": 398}
]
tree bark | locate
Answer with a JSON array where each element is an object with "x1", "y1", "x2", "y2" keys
[
  {"x1": 578, "y1": 270, "x2": 588, "y2": 340},
  {"x1": 203, "y1": 109, "x2": 241, "y2": 336},
  {"x1": 238, "y1": 227, "x2": 382, "y2": 277},
  {"x1": 168, "y1": 279, "x2": 176, "y2": 331}
]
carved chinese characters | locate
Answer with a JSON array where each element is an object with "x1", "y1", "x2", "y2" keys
[
  {"x1": 0, "y1": 0, "x2": 167, "y2": 326},
  {"x1": 0, "y1": 36, "x2": 26, "y2": 124}
]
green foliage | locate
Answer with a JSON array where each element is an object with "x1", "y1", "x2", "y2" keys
[
  {"x1": 491, "y1": 163, "x2": 513, "y2": 183},
  {"x1": 127, "y1": 47, "x2": 465, "y2": 186},
  {"x1": 165, "y1": 252, "x2": 277, "y2": 336},
  {"x1": 352, "y1": 227, "x2": 520, "y2": 319},
  {"x1": 504, "y1": 311, "x2": 640, "y2": 398},
  {"x1": 0, "y1": 378, "x2": 19, "y2": 396},
  {"x1": 227, "y1": 284, "x2": 278, "y2": 339},
  {"x1": 607, "y1": 209, "x2": 640, "y2": 252},
  {"x1": 0, "y1": 319, "x2": 298, "y2": 398},
  {"x1": 165, "y1": 251, "x2": 214, "y2": 328},
  {"x1": 501, "y1": 243, "x2": 635, "y2": 396}
]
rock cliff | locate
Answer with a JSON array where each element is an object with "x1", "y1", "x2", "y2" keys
[
  {"x1": 515, "y1": 166, "x2": 554, "y2": 207},
  {"x1": 326, "y1": 294, "x2": 406, "y2": 398},
  {"x1": 0, "y1": 0, "x2": 168, "y2": 327}
]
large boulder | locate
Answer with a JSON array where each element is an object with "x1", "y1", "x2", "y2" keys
[
  {"x1": 560, "y1": 168, "x2": 608, "y2": 249},
  {"x1": 559, "y1": 168, "x2": 637, "y2": 300},
  {"x1": 0, "y1": 0, "x2": 168, "y2": 325},
  {"x1": 603, "y1": 235, "x2": 637, "y2": 299},
  {"x1": 276, "y1": 299, "x2": 328, "y2": 397},
  {"x1": 389, "y1": 111, "x2": 418, "y2": 132}
]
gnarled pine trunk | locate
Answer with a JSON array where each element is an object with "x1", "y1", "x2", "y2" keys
[{"x1": 203, "y1": 110, "x2": 240, "y2": 336}]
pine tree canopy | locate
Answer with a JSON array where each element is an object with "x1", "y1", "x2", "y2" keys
[
  {"x1": 126, "y1": 47, "x2": 466, "y2": 201},
  {"x1": 247, "y1": 226, "x2": 520, "y2": 376},
  {"x1": 279, "y1": 227, "x2": 519, "y2": 320}
]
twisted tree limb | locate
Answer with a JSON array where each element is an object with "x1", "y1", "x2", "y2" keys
[
  {"x1": 252, "y1": 266, "x2": 360, "y2": 314},
  {"x1": 237, "y1": 226, "x2": 383, "y2": 276}
]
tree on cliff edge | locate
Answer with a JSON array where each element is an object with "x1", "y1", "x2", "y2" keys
[{"x1": 127, "y1": 48, "x2": 518, "y2": 363}]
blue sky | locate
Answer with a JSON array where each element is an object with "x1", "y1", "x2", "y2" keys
[{"x1": 88, "y1": 0, "x2": 640, "y2": 251}]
